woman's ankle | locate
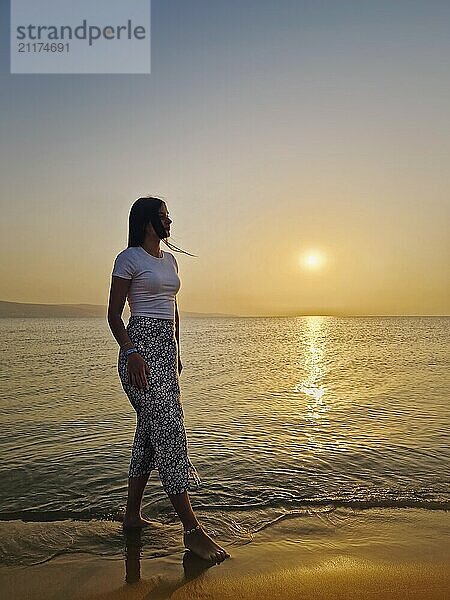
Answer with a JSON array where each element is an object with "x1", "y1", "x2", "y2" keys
[
  {"x1": 184, "y1": 523, "x2": 202, "y2": 535},
  {"x1": 182, "y1": 519, "x2": 200, "y2": 532},
  {"x1": 124, "y1": 510, "x2": 141, "y2": 520}
]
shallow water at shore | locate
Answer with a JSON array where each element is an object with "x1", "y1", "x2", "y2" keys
[
  {"x1": 1, "y1": 508, "x2": 448, "y2": 600},
  {"x1": 0, "y1": 316, "x2": 448, "y2": 568}
]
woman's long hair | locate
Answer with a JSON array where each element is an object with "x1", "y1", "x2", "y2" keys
[{"x1": 127, "y1": 196, "x2": 196, "y2": 257}]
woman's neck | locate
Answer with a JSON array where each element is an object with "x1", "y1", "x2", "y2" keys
[{"x1": 141, "y1": 239, "x2": 162, "y2": 258}]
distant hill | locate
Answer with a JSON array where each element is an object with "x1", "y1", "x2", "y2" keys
[
  {"x1": 0, "y1": 300, "x2": 106, "y2": 318},
  {"x1": 0, "y1": 300, "x2": 239, "y2": 319}
]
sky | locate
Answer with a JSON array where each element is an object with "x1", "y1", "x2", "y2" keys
[{"x1": 0, "y1": 0, "x2": 449, "y2": 316}]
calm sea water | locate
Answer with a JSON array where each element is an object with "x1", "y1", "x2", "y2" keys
[{"x1": 0, "y1": 316, "x2": 448, "y2": 566}]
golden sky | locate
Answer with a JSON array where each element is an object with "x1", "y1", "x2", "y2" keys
[{"x1": 1, "y1": 2, "x2": 448, "y2": 316}]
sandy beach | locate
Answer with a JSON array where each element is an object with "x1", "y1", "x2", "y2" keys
[{"x1": 1, "y1": 508, "x2": 448, "y2": 600}]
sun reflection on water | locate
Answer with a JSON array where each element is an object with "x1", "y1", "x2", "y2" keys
[{"x1": 294, "y1": 316, "x2": 328, "y2": 421}]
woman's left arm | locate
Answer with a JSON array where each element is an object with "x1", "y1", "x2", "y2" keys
[{"x1": 175, "y1": 298, "x2": 183, "y2": 375}]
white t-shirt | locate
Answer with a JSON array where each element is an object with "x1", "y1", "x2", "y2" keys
[{"x1": 111, "y1": 246, "x2": 181, "y2": 320}]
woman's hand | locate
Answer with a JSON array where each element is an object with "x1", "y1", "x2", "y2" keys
[
  {"x1": 127, "y1": 353, "x2": 151, "y2": 390},
  {"x1": 178, "y1": 357, "x2": 183, "y2": 376}
]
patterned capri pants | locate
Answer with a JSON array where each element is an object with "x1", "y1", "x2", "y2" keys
[{"x1": 118, "y1": 315, "x2": 201, "y2": 495}]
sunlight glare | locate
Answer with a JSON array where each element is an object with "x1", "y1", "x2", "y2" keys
[{"x1": 301, "y1": 251, "x2": 326, "y2": 270}]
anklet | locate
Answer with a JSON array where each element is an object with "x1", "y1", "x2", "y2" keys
[{"x1": 184, "y1": 524, "x2": 202, "y2": 535}]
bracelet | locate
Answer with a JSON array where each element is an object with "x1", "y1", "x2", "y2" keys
[
  {"x1": 124, "y1": 347, "x2": 138, "y2": 357},
  {"x1": 121, "y1": 341, "x2": 134, "y2": 350},
  {"x1": 184, "y1": 524, "x2": 202, "y2": 535}
]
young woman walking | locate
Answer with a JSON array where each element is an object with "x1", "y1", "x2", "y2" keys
[{"x1": 107, "y1": 196, "x2": 229, "y2": 563}]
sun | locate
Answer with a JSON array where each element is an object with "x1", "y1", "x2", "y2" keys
[{"x1": 301, "y1": 250, "x2": 326, "y2": 270}]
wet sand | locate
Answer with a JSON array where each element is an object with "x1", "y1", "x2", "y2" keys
[{"x1": 1, "y1": 508, "x2": 448, "y2": 600}]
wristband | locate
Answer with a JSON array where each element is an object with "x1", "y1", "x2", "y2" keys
[
  {"x1": 120, "y1": 341, "x2": 134, "y2": 351},
  {"x1": 124, "y1": 347, "x2": 138, "y2": 357}
]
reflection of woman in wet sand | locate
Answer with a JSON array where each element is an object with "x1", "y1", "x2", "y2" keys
[
  {"x1": 107, "y1": 196, "x2": 229, "y2": 563},
  {"x1": 123, "y1": 527, "x2": 212, "y2": 590}
]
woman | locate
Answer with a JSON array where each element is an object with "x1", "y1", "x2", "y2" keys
[{"x1": 107, "y1": 196, "x2": 230, "y2": 563}]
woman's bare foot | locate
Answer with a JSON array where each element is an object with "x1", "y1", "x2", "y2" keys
[
  {"x1": 122, "y1": 515, "x2": 152, "y2": 529},
  {"x1": 183, "y1": 525, "x2": 230, "y2": 562}
]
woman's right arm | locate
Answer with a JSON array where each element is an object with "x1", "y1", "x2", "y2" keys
[
  {"x1": 107, "y1": 276, "x2": 150, "y2": 389},
  {"x1": 107, "y1": 276, "x2": 134, "y2": 350}
]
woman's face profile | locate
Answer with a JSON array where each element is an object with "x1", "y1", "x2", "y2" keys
[
  {"x1": 145, "y1": 203, "x2": 171, "y2": 238},
  {"x1": 159, "y1": 203, "x2": 171, "y2": 236}
]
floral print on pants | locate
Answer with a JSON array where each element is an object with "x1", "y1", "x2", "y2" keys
[{"x1": 118, "y1": 315, "x2": 201, "y2": 495}]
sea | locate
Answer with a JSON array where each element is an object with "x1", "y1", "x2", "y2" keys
[{"x1": 0, "y1": 316, "x2": 448, "y2": 566}]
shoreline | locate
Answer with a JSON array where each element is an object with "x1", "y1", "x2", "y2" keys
[{"x1": 1, "y1": 507, "x2": 448, "y2": 599}]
